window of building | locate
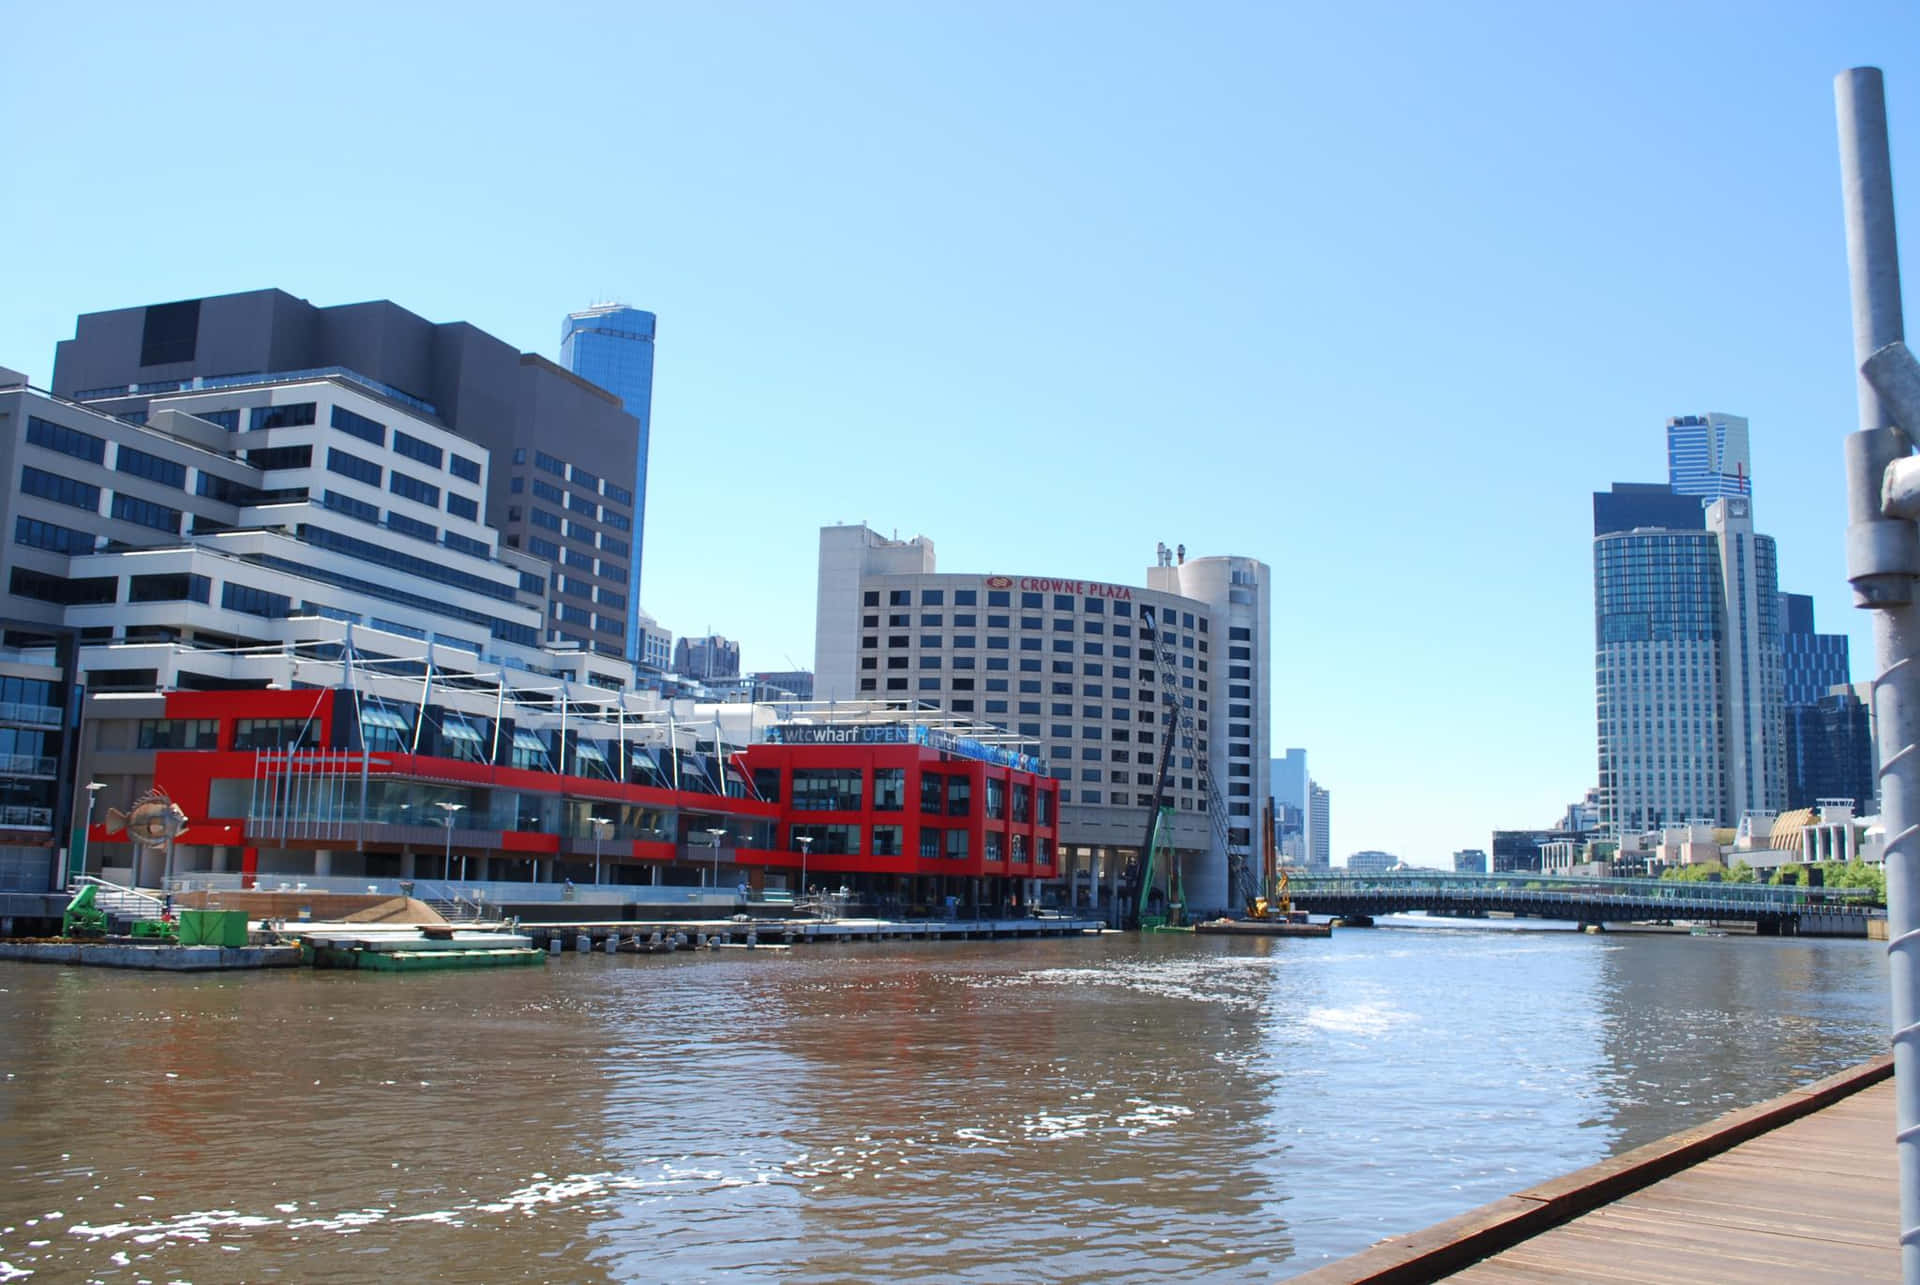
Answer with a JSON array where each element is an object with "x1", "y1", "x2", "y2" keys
[
  {"x1": 14, "y1": 516, "x2": 93, "y2": 554},
  {"x1": 129, "y1": 573, "x2": 210, "y2": 603},
  {"x1": 792, "y1": 768, "x2": 864, "y2": 811},
  {"x1": 113, "y1": 445, "x2": 186, "y2": 489},
  {"x1": 110, "y1": 493, "x2": 182, "y2": 534},
  {"x1": 392, "y1": 430, "x2": 443, "y2": 469},
  {"x1": 326, "y1": 447, "x2": 382, "y2": 487},
  {"x1": 530, "y1": 508, "x2": 562, "y2": 531},
  {"x1": 945, "y1": 829, "x2": 968, "y2": 860},
  {"x1": 446, "y1": 493, "x2": 479, "y2": 521},
  {"x1": 863, "y1": 591, "x2": 879, "y2": 606},
  {"x1": 1021, "y1": 592, "x2": 1042, "y2": 608},
  {"x1": 250, "y1": 403, "x2": 317, "y2": 431},
  {"x1": 222, "y1": 582, "x2": 289, "y2": 618},
  {"x1": 389, "y1": 470, "x2": 440, "y2": 508},
  {"x1": 889, "y1": 589, "x2": 910, "y2": 605},
  {"x1": 386, "y1": 511, "x2": 436, "y2": 542},
  {"x1": 449, "y1": 453, "x2": 481, "y2": 483},
  {"x1": 20, "y1": 466, "x2": 100, "y2": 513},
  {"x1": 535, "y1": 451, "x2": 566, "y2": 477}
]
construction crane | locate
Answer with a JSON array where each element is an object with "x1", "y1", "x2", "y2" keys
[{"x1": 1131, "y1": 599, "x2": 1245, "y2": 926}]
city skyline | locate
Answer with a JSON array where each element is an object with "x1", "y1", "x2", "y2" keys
[{"x1": 2, "y1": 4, "x2": 1918, "y2": 864}]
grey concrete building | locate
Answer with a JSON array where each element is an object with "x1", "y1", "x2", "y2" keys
[{"x1": 51, "y1": 290, "x2": 641, "y2": 658}]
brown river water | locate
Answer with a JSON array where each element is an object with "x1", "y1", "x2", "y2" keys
[{"x1": 0, "y1": 926, "x2": 1891, "y2": 1283}]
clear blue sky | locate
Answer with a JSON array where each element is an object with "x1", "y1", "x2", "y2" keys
[{"x1": 4, "y1": 1, "x2": 1918, "y2": 865}]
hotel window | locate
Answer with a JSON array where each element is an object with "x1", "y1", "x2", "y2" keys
[
  {"x1": 945, "y1": 830, "x2": 968, "y2": 860},
  {"x1": 988, "y1": 590, "x2": 1010, "y2": 606},
  {"x1": 863, "y1": 591, "x2": 879, "y2": 606},
  {"x1": 921, "y1": 773, "x2": 944, "y2": 813},
  {"x1": 988, "y1": 614, "x2": 1009, "y2": 628},
  {"x1": 920, "y1": 635, "x2": 941, "y2": 649},
  {"x1": 953, "y1": 636, "x2": 976, "y2": 650},
  {"x1": 921, "y1": 613, "x2": 943, "y2": 626},
  {"x1": 953, "y1": 656, "x2": 975, "y2": 670},
  {"x1": 890, "y1": 589, "x2": 910, "y2": 605},
  {"x1": 954, "y1": 589, "x2": 976, "y2": 606},
  {"x1": 921, "y1": 589, "x2": 944, "y2": 605},
  {"x1": 1022, "y1": 592, "x2": 1042, "y2": 608},
  {"x1": 110, "y1": 494, "x2": 183, "y2": 534},
  {"x1": 115, "y1": 445, "x2": 186, "y2": 489},
  {"x1": 326, "y1": 448, "x2": 382, "y2": 486}
]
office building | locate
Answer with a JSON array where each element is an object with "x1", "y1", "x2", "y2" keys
[
  {"x1": 751, "y1": 670, "x2": 816, "y2": 701},
  {"x1": 634, "y1": 608, "x2": 673, "y2": 673},
  {"x1": 0, "y1": 630, "x2": 80, "y2": 905},
  {"x1": 561, "y1": 305, "x2": 657, "y2": 655},
  {"x1": 1307, "y1": 780, "x2": 1330, "y2": 869},
  {"x1": 1491, "y1": 828, "x2": 1584, "y2": 874},
  {"x1": 1666, "y1": 413, "x2": 1751, "y2": 502},
  {"x1": 1453, "y1": 848, "x2": 1488, "y2": 874},
  {"x1": 52, "y1": 289, "x2": 641, "y2": 658},
  {"x1": 1346, "y1": 849, "x2": 1397, "y2": 874},
  {"x1": 675, "y1": 634, "x2": 741, "y2": 681},
  {"x1": 1778, "y1": 593, "x2": 1851, "y2": 705},
  {"x1": 1785, "y1": 686, "x2": 1876, "y2": 813},
  {"x1": 813, "y1": 524, "x2": 1270, "y2": 913},
  {"x1": 1593, "y1": 477, "x2": 1785, "y2": 832}
]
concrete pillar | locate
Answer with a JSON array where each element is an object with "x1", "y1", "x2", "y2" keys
[
  {"x1": 314, "y1": 849, "x2": 333, "y2": 877},
  {"x1": 400, "y1": 850, "x2": 416, "y2": 878},
  {"x1": 211, "y1": 846, "x2": 230, "y2": 874}
]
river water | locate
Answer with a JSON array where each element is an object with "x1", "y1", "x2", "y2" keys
[{"x1": 0, "y1": 925, "x2": 1891, "y2": 1283}]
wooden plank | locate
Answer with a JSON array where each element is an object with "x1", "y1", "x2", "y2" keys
[{"x1": 1292, "y1": 1065, "x2": 1898, "y2": 1285}]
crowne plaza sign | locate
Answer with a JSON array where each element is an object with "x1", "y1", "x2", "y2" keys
[{"x1": 984, "y1": 575, "x2": 1132, "y2": 601}]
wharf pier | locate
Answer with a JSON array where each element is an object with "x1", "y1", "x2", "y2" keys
[
  {"x1": 520, "y1": 914, "x2": 1106, "y2": 952},
  {"x1": 1293, "y1": 1055, "x2": 1896, "y2": 1283}
]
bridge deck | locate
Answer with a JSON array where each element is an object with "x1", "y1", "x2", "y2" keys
[{"x1": 1291, "y1": 1057, "x2": 1896, "y2": 1283}]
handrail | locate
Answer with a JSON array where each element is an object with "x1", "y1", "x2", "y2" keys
[{"x1": 1288, "y1": 872, "x2": 1879, "y2": 911}]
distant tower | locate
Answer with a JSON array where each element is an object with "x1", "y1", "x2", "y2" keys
[
  {"x1": 562, "y1": 305, "x2": 657, "y2": 661},
  {"x1": 1306, "y1": 781, "x2": 1330, "y2": 869},
  {"x1": 1666, "y1": 413, "x2": 1751, "y2": 503}
]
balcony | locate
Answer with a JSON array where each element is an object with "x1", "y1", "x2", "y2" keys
[
  {"x1": 0, "y1": 753, "x2": 59, "y2": 777},
  {"x1": 0, "y1": 702, "x2": 62, "y2": 729}
]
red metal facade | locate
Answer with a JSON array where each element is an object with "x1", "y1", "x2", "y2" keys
[{"x1": 111, "y1": 690, "x2": 1057, "y2": 883}]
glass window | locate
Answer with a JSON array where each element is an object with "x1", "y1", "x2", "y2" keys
[
  {"x1": 20, "y1": 466, "x2": 100, "y2": 513},
  {"x1": 871, "y1": 825, "x2": 904, "y2": 856},
  {"x1": 988, "y1": 590, "x2": 1010, "y2": 607},
  {"x1": 27, "y1": 416, "x2": 107, "y2": 463},
  {"x1": 115, "y1": 445, "x2": 186, "y2": 489},
  {"x1": 791, "y1": 768, "x2": 864, "y2": 811},
  {"x1": 251, "y1": 403, "x2": 317, "y2": 431},
  {"x1": 954, "y1": 589, "x2": 976, "y2": 606},
  {"x1": 110, "y1": 493, "x2": 182, "y2": 533},
  {"x1": 1022, "y1": 592, "x2": 1042, "y2": 608},
  {"x1": 947, "y1": 779, "x2": 971, "y2": 816},
  {"x1": 393, "y1": 430, "x2": 444, "y2": 469},
  {"x1": 446, "y1": 493, "x2": 479, "y2": 521},
  {"x1": 389, "y1": 470, "x2": 440, "y2": 507},
  {"x1": 450, "y1": 454, "x2": 481, "y2": 483},
  {"x1": 873, "y1": 768, "x2": 905, "y2": 810},
  {"x1": 326, "y1": 447, "x2": 382, "y2": 486},
  {"x1": 920, "y1": 772, "x2": 944, "y2": 813},
  {"x1": 922, "y1": 589, "x2": 944, "y2": 605}
]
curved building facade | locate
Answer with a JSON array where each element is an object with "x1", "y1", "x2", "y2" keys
[{"x1": 814, "y1": 524, "x2": 1271, "y2": 914}]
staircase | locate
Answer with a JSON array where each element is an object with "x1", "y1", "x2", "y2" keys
[{"x1": 68, "y1": 876, "x2": 167, "y2": 931}]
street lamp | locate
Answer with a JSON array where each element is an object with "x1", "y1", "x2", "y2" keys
[
  {"x1": 436, "y1": 801, "x2": 465, "y2": 881},
  {"x1": 705, "y1": 826, "x2": 726, "y2": 890},
  {"x1": 74, "y1": 781, "x2": 106, "y2": 886},
  {"x1": 590, "y1": 816, "x2": 614, "y2": 886},
  {"x1": 795, "y1": 834, "x2": 813, "y2": 904}
]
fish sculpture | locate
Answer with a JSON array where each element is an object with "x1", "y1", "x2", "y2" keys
[{"x1": 104, "y1": 788, "x2": 190, "y2": 851}]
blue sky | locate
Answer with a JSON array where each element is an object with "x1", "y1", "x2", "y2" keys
[{"x1": 4, "y1": 2, "x2": 1918, "y2": 865}]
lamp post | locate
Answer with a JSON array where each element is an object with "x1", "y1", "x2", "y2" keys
[
  {"x1": 590, "y1": 816, "x2": 614, "y2": 886},
  {"x1": 73, "y1": 781, "x2": 106, "y2": 886},
  {"x1": 705, "y1": 826, "x2": 726, "y2": 890},
  {"x1": 436, "y1": 800, "x2": 465, "y2": 882},
  {"x1": 795, "y1": 834, "x2": 813, "y2": 904}
]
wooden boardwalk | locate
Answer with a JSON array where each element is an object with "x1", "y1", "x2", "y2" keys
[{"x1": 1293, "y1": 1057, "x2": 1897, "y2": 1284}]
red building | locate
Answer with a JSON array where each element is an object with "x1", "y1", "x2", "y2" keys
[{"x1": 91, "y1": 688, "x2": 1057, "y2": 913}]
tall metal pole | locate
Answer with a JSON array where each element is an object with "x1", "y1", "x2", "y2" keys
[{"x1": 1835, "y1": 65, "x2": 1920, "y2": 1281}]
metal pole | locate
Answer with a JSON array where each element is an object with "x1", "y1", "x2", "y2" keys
[{"x1": 1836, "y1": 66, "x2": 1920, "y2": 1281}]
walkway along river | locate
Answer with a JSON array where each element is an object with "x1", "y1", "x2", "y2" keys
[{"x1": 0, "y1": 926, "x2": 1892, "y2": 1282}]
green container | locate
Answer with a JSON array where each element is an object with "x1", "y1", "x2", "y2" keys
[{"x1": 178, "y1": 909, "x2": 250, "y2": 948}]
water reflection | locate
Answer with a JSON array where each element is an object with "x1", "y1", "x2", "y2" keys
[{"x1": 0, "y1": 928, "x2": 1889, "y2": 1283}]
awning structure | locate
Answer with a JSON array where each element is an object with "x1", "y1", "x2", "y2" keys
[
  {"x1": 442, "y1": 717, "x2": 484, "y2": 743},
  {"x1": 512, "y1": 730, "x2": 548, "y2": 752},
  {"x1": 360, "y1": 706, "x2": 411, "y2": 731},
  {"x1": 575, "y1": 741, "x2": 608, "y2": 764}
]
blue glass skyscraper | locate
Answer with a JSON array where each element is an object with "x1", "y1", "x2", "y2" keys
[
  {"x1": 562, "y1": 305, "x2": 657, "y2": 662},
  {"x1": 1666, "y1": 412, "x2": 1751, "y2": 502}
]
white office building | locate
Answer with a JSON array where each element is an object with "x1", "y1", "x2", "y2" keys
[{"x1": 813, "y1": 523, "x2": 1270, "y2": 913}]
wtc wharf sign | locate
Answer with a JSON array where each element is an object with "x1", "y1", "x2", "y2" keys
[
  {"x1": 766, "y1": 723, "x2": 1045, "y2": 775},
  {"x1": 985, "y1": 575, "x2": 1133, "y2": 601}
]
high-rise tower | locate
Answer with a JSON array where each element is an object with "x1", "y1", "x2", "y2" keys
[
  {"x1": 561, "y1": 305, "x2": 656, "y2": 662},
  {"x1": 1592, "y1": 477, "x2": 1786, "y2": 832},
  {"x1": 1666, "y1": 412, "x2": 1752, "y2": 502}
]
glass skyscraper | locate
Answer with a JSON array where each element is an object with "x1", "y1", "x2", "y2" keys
[
  {"x1": 561, "y1": 305, "x2": 657, "y2": 662},
  {"x1": 1592, "y1": 482, "x2": 1785, "y2": 833},
  {"x1": 1666, "y1": 412, "x2": 1751, "y2": 502}
]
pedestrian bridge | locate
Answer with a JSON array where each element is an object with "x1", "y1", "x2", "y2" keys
[{"x1": 1286, "y1": 872, "x2": 1879, "y2": 934}]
